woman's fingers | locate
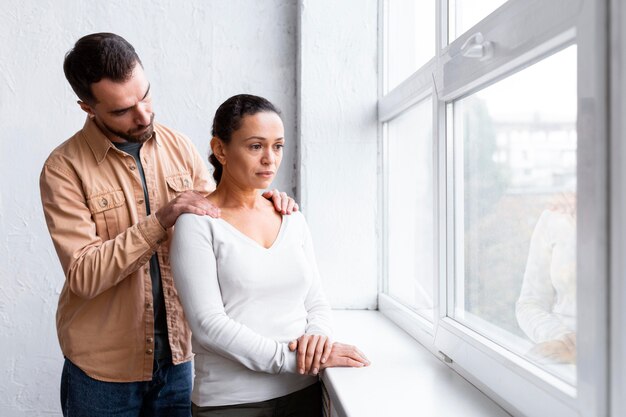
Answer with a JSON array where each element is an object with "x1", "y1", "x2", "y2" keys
[
  {"x1": 321, "y1": 338, "x2": 333, "y2": 364},
  {"x1": 321, "y1": 342, "x2": 370, "y2": 369},
  {"x1": 297, "y1": 335, "x2": 309, "y2": 374},
  {"x1": 354, "y1": 347, "x2": 370, "y2": 365},
  {"x1": 293, "y1": 334, "x2": 331, "y2": 375},
  {"x1": 342, "y1": 357, "x2": 367, "y2": 367},
  {"x1": 310, "y1": 336, "x2": 329, "y2": 375},
  {"x1": 341, "y1": 345, "x2": 369, "y2": 366},
  {"x1": 305, "y1": 334, "x2": 321, "y2": 374}
]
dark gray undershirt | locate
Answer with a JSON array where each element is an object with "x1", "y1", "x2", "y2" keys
[{"x1": 112, "y1": 140, "x2": 171, "y2": 363}]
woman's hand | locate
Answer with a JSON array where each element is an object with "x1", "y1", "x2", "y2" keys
[
  {"x1": 528, "y1": 333, "x2": 576, "y2": 364},
  {"x1": 320, "y1": 342, "x2": 370, "y2": 370},
  {"x1": 288, "y1": 334, "x2": 332, "y2": 375},
  {"x1": 262, "y1": 189, "x2": 299, "y2": 214}
]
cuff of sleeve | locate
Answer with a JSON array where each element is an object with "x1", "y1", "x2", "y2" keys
[
  {"x1": 279, "y1": 343, "x2": 298, "y2": 374},
  {"x1": 305, "y1": 327, "x2": 333, "y2": 339},
  {"x1": 138, "y1": 214, "x2": 168, "y2": 248}
]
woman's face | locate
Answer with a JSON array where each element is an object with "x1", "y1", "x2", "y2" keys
[{"x1": 220, "y1": 111, "x2": 285, "y2": 190}]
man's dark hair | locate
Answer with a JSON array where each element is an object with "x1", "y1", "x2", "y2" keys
[{"x1": 63, "y1": 33, "x2": 142, "y2": 104}]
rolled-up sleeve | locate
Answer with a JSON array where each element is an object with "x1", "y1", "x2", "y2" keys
[{"x1": 40, "y1": 163, "x2": 166, "y2": 300}]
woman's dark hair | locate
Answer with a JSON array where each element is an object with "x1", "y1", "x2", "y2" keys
[
  {"x1": 210, "y1": 94, "x2": 281, "y2": 185},
  {"x1": 63, "y1": 32, "x2": 142, "y2": 104}
]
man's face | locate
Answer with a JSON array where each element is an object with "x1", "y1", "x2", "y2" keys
[{"x1": 80, "y1": 63, "x2": 155, "y2": 143}]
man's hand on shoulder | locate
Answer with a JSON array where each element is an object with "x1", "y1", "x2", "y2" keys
[
  {"x1": 262, "y1": 189, "x2": 299, "y2": 215},
  {"x1": 156, "y1": 191, "x2": 221, "y2": 229}
]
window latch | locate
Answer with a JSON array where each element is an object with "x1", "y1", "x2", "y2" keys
[
  {"x1": 439, "y1": 351, "x2": 454, "y2": 364},
  {"x1": 460, "y1": 32, "x2": 494, "y2": 61}
]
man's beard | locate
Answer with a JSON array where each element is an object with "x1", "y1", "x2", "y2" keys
[{"x1": 99, "y1": 113, "x2": 156, "y2": 143}]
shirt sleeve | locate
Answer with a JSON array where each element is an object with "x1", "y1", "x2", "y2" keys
[
  {"x1": 516, "y1": 210, "x2": 572, "y2": 343},
  {"x1": 39, "y1": 163, "x2": 167, "y2": 300},
  {"x1": 170, "y1": 213, "x2": 298, "y2": 374},
  {"x1": 301, "y1": 217, "x2": 334, "y2": 338}
]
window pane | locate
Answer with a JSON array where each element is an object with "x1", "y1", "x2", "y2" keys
[
  {"x1": 387, "y1": 98, "x2": 434, "y2": 320},
  {"x1": 451, "y1": 46, "x2": 577, "y2": 384},
  {"x1": 386, "y1": 0, "x2": 435, "y2": 92},
  {"x1": 448, "y1": 0, "x2": 507, "y2": 42}
]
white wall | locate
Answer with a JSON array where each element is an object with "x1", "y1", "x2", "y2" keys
[
  {"x1": 0, "y1": 1, "x2": 297, "y2": 415},
  {"x1": 298, "y1": 0, "x2": 379, "y2": 308},
  {"x1": 0, "y1": 0, "x2": 380, "y2": 414}
]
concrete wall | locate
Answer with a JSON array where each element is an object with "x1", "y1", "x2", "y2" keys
[
  {"x1": 298, "y1": 0, "x2": 379, "y2": 308},
  {"x1": 0, "y1": 1, "x2": 297, "y2": 415}
]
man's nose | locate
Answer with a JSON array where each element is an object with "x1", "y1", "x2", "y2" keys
[{"x1": 135, "y1": 104, "x2": 152, "y2": 126}]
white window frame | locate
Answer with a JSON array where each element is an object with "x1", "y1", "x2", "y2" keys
[{"x1": 378, "y1": 1, "x2": 610, "y2": 416}]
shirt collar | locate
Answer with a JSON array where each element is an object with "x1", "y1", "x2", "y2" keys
[{"x1": 81, "y1": 116, "x2": 160, "y2": 165}]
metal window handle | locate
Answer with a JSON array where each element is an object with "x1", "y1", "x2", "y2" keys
[{"x1": 461, "y1": 32, "x2": 493, "y2": 61}]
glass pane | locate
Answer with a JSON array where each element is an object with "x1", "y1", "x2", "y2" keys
[
  {"x1": 451, "y1": 46, "x2": 577, "y2": 384},
  {"x1": 387, "y1": 98, "x2": 434, "y2": 320},
  {"x1": 386, "y1": 0, "x2": 435, "y2": 92},
  {"x1": 448, "y1": 0, "x2": 507, "y2": 42}
]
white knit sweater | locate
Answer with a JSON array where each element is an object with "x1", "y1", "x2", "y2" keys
[
  {"x1": 516, "y1": 209, "x2": 576, "y2": 343},
  {"x1": 170, "y1": 211, "x2": 333, "y2": 406}
]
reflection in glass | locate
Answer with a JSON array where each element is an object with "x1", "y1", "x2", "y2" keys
[
  {"x1": 387, "y1": 98, "x2": 434, "y2": 320},
  {"x1": 451, "y1": 46, "x2": 577, "y2": 384},
  {"x1": 516, "y1": 196, "x2": 576, "y2": 365},
  {"x1": 386, "y1": 0, "x2": 435, "y2": 92},
  {"x1": 448, "y1": 0, "x2": 507, "y2": 42}
]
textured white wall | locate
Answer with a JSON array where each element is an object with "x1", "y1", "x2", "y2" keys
[
  {"x1": 0, "y1": 1, "x2": 297, "y2": 415},
  {"x1": 298, "y1": 0, "x2": 379, "y2": 308},
  {"x1": 0, "y1": 0, "x2": 380, "y2": 414}
]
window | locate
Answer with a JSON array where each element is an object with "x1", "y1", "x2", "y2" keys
[
  {"x1": 379, "y1": 1, "x2": 608, "y2": 416},
  {"x1": 386, "y1": 98, "x2": 434, "y2": 320},
  {"x1": 450, "y1": 45, "x2": 578, "y2": 384},
  {"x1": 385, "y1": 0, "x2": 435, "y2": 92},
  {"x1": 448, "y1": 0, "x2": 507, "y2": 42}
]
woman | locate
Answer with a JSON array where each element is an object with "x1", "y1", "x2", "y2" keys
[
  {"x1": 516, "y1": 192, "x2": 576, "y2": 364},
  {"x1": 170, "y1": 94, "x2": 369, "y2": 416}
]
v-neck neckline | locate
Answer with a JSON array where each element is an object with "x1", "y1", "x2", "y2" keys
[{"x1": 217, "y1": 215, "x2": 286, "y2": 251}]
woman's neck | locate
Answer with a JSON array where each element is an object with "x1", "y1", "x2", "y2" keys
[{"x1": 211, "y1": 179, "x2": 265, "y2": 210}]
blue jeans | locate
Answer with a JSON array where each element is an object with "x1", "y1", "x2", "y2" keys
[{"x1": 60, "y1": 358, "x2": 192, "y2": 417}]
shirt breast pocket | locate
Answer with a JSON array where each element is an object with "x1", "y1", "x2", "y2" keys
[
  {"x1": 166, "y1": 172, "x2": 194, "y2": 199},
  {"x1": 87, "y1": 190, "x2": 127, "y2": 241}
]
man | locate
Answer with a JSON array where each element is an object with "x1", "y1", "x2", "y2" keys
[{"x1": 40, "y1": 33, "x2": 296, "y2": 417}]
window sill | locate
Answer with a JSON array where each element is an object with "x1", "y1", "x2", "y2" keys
[{"x1": 321, "y1": 310, "x2": 511, "y2": 417}]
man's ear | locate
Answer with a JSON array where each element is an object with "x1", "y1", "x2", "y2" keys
[
  {"x1": 210, "y1": 136, "x2": 227, "y2": 165},
  {"x1": 78, "y1": 100, "x2": 96, "y2": 119}
]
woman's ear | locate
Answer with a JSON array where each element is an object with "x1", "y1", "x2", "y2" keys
[{"x1": 210, "y1": 136, "x2": 227, "y2": 165}]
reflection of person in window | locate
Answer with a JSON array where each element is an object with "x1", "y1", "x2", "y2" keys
[{"x1": 516, "y1": 193, "x2": 576, "y2": 364}]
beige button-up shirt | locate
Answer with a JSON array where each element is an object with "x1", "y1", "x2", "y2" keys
[{"x1": 40, "y1": 117, "x2": 214, "y2": 382}]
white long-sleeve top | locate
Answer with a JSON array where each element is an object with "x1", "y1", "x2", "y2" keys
[
  {"x1": 516, "y1": 209, "x2": 576, "y2": 343},
  {"x1": 170, "y1": 211, "x2": 333, "y2": 406}
]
